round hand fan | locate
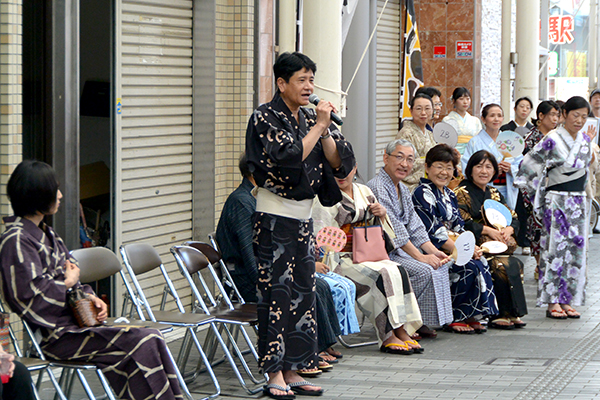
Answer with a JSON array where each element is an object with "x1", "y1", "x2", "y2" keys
[
  {"x1": 480, "y1": 241, "x2": 508, "y2": 254},
  {"x1": 496, "y1": 130, "x2": 525, "y2": 159},
  {"x1": 484, "y1": 199, "x2": 512, "y2": 229},
  {"x1": 451, "y1": 231, "x2": 475, "y2": 266},
  {"x1": 316, "y1": 227, "x2": 347, "y2": 267},
  {"x1": 433, "y1": 122, "x2": 459, "y2": 148}
]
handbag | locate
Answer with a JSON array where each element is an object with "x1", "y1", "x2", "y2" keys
[
  {"x1": 352, "y1": 211, "x2": 391, "y2": 263},
  {"x1": 67, "y1": 287, "x2": 101, "y2": 328}
]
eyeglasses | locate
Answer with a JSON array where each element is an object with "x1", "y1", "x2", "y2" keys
[
  {"x1": 413, "y1": 107, "x2": 433, "y2": 114},
  {"x1": 387, "y1": 153, "x2": 415, "y2": 165},
  {"x1": 430, "y1": 164, "x2": 454, "y2": 174},
  {"x1": 434, "y1": 102, "x2": 443, "y2": 108}
]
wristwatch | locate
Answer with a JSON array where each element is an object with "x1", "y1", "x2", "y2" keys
[{"x1": 320, "y1": 130, "x2": 331, "y2": 140}]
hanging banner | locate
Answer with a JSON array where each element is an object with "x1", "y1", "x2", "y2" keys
[{"x1": 401, "y1": 0, "x2": 424, "y2": 120}]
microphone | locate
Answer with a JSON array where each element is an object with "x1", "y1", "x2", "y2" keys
[{"x1": 308, "y1": 94, "x2": 344, "y2": 126}]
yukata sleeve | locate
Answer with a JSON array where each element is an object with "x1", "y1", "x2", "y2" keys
[
  {"x1": 454, "y1": 186, "x2": 484, "y2": 237},
  {"x1": 329, "y1": 125, "x2": 355, "y2": 179},
  {"x1": 412, "y1": 186, "x2": 447, "y2": 249},
  {"x1": 404, "y1": 194, "x2": 431, "y2": 248},
  {"x1": 370, "y1": 180, "x2": 411, "y2": 248},
  {"x1": 0, "y1": 234, "x2": 68, "y2": 329},
  {"x1": 514, "y1": 134, "x2": 560, "y2": 201},
  {"x1": 235, "y1": 199, "x2": 259, "y2": 285}
]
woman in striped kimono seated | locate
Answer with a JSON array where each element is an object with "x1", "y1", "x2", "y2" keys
[
  {"x1": 312, "y1": 163, "x2": 424, "y2": 355},
  {"x1": 0, "y1": 160, "x2": 183, "y2": 400}
]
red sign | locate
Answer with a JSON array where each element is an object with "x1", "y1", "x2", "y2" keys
[
  {"x1": 549, "y1": 15, "x2": 574, "y2": 44},
  {"x1": 456, "y1": 41, "x2": 473, "y2": 59},
  {"x1": 433, "y1": 46, "x2": 446, "y2": 59}
]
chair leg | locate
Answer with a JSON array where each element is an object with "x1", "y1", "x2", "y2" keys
[
  {"x1": 75, "y1": 369, "x2": 99, "y2": 400},
  {"x1": 95, "y1": 369, "x2": 117, "y2": 400},
  {"x1": 337, "y1": 334, "x2": 378, "y2": 348},
  {"x1": 222, "y1": 323, "x2": 266, "y2": 385},
  {"x1": 45, "y1": 367, "x2": 68, "y2": 400}
]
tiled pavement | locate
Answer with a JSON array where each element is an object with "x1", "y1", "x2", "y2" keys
[{"x1": 37, "y1": 236, "x2": 600, "y2": 400}]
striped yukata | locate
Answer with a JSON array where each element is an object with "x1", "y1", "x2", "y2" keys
[
  {"x1": 0, "y1": 216, "x2": 183, "y2": 400},
  {"x1": 368, "y1": 170, "x2": 453, "y2": 328}
]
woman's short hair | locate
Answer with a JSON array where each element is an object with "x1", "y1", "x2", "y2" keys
[
  {"x1": 562, "y1": 96, "x2": 591, "y2": 115},
  {"x1": 514, "y1": 97, "x2": 533, "y2": 110},
  {"x1": 464, "y1": 150, "x2": 499, "y2": 183},
  {"x1": 451, "y1": 87, "x2": 471, "y2": 102},
  {"x1": 531, "y1": 100, "x2": 560, "y2": 126},
  {"x1": 481, "y1": 103, "x2": 503, "y2": 119},
  {"x1": 415, "y1": 86, "x2": 442, "y2": 99},
  {"x1": 273, "y1": 52, "x2": 317, "y2": 85},
  {"x1": 409, "y1": 93, "x2": 433, "y2": 108},
  {"x1": 425, "y1": 144, "x2": 457, "y2": 168},
  {"x1": 385, "y1": 139, "x2": 416, "y2": 157},
  {"x1": 7, "y1": 160, "x2": 59, "y2": 217}
]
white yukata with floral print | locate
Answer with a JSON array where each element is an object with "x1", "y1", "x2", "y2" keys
[{"x1": 514, "y1": 126, "x2": 592, "y2": 307}]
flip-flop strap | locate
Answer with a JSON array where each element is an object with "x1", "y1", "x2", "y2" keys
[
  {"x1": 266, "y1": 383, "x2": 291, "y2": 392},
  {"x1": 384, "y1": 342, "x2": 410, "y2": 350},
  {"x1": 289, "y1": 381, "x2": 317, "y2": 388}
]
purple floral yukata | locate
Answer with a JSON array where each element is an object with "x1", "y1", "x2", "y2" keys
[{"x1": 515, "y1": 126, "x2": 592, "y2": 307}]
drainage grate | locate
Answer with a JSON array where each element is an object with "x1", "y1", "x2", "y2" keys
[{"x1": 485, "y1": 358, "x2": 554, "y2": 367}]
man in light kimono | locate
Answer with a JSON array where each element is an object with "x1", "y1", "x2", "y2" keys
[
  {"x1": 461, "y1": 104, "x2": 523, "y2": 210},
  {"x1": 368, "y1": 139, "x2": 454, "y2": 337}
]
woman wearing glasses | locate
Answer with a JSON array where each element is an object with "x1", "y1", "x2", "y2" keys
[
  {"x1": 515, "y1": 96, "x2": 595, "y2": 319},
  {"x1": 395, "y1": 93, "x2": 437, "y2": 192}
]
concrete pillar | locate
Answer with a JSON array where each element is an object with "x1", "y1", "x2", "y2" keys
[
  {"x1": 501, "y1": 0, "x2": 512, "y2": 122},
  {"x1": 278, "y1": 0, "x2": 296, "y2": 53},
  {"x1": 302, "y1": 0, "x2": 343, "y2": 112},
  {"x1": 540, "y1": 0, "x2": 549, "y2": 100},
  {"x1": 342, "y1": 0, "x2": 375, "y2": 178},
  {"x1": 515, "y1": 0, "x2": 540, "y2": 104}
]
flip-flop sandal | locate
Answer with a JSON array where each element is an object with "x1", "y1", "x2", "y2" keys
[
  {"x1": 467, "y1": 321, "x2": 487, "y2": 333},
  {"x1": 289, "y1": 381, "x2": 324, "y2": 396},
  {"x1": 296, "y1": 368, "x2": 322, "y2": 378},
  {"x1": 561, "y1": 306, "x2": 581, "y2": 319},
  {"x1": 380, "y1": 342, "x2": 414, "y2": 355},
  {"x1": 416, "y1": 325, "x2": 437, "y2": 339},
  {"x1": 443, "y1": 322, "x2": 475, "y2": 334},
  {"x1": 510, "y1": 317, "x2": 527, "y2": 327},
  {"x1": 489, "y1": 318, "x2": 516, "y2": 329},
  {"x1": 326, "y1": 348, "x2": 343, "y2": 359},
  {"x1": 317, "y1": 361, "x2": 333, "y2": 371},
  {"x1": 318, "y1": 354, "x2": 338, "y2": 364},
  {"x1": 404, "y1": 339, "x2": 424, "y2": 354},
  {"x1": 546, "y1": 308, "x2": 568, "y2": 319},
  {"x1": 263, "y1": 383, "x2": 296, "y2": 400}
]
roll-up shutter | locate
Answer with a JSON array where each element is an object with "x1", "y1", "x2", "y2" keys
[
  {"x1": 375, "y1": 0, "x2": 401, "y2": 170},
  {"x1": 115, "y1": 0, "x2": 194, "y2": 310}
]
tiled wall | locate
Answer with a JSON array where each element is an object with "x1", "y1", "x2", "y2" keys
[
  {"x1": 0, "y1": 0, "x2": 22, "y2": 231},
  {"x1": 214, "y1": 0, "x2": 256, "y2": 220},
  {"x1": 258, "y1": 0, "x2": 274, "y2": 105},
  {"x1": 414, "y1": 0, "x2": 482, "y2": 117}
]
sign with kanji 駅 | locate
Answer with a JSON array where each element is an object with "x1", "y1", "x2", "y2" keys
[{"x1": 549, "y1": 15, "x2": 574, "y2": 44}]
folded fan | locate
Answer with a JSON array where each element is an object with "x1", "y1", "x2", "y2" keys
[{"x1": 316, "y1": 226, "x2": 347, "y2": 265}]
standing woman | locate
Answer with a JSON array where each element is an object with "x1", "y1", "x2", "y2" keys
[
  {"x1": 442, "y1": 87, "x2": 483, "y2": 155},
  {"x1": 461, "y1": 104, "x2": 522, "y2": 210},
  {"x1": 500, "y1": 97, "x2": 534, "y2": 134},
  {"x1": 515, "y1": 96, "x2": 595, "y2": 319},
  {"x1": 521, "y1": 101, "x2": 561, "y2": 275},
  {"x1": 396, "y1": 93, "x2": 437, "y2": 191}
]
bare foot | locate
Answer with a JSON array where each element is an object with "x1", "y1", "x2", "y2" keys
[
  {"x1": 284, "y1": 370, "x2": 322, "y2": 393},
  {"x1": 394, "y1": 327, "x2": 422, "y2": 351},
  {"x1": 318, "y1": 351, "x2": 336, "y2": 362},
  {"x1": 326, "y1": 347, "x2": 342, "y2": 358},
  {"x1": 560, "y1": 304, "x2": 580, "y2": 318},
  {"x1": 266, "y1": 371, "x2": 293, "y2": 397},
  {"x1": 448, "y1": 322, "x2": 475, "y2": 333},
  {"x1": 382, "y1": 333, "x2": 410, "y2": 352}
]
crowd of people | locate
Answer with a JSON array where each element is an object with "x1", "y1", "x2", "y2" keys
[{"x1": 0, "y1": 50, "x2": 595, "y2": 400}]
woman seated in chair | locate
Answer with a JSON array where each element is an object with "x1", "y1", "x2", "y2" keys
[
  {"x1": 0, "y1": 160, "x2": 183, "y2": 400},
  {"x1": 454, "y1": 151, "x2": 528, "y2": 329},
  {"x1": 412, "y1": 144, "x2": 498, "y2": 334},
  {"x1": 312, "y1": 163, "x2": 424, "y2": 355}
]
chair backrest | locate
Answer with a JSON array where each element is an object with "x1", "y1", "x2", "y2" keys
[
  {"x1": 187, "y1": 238, "x2": 246, "y2": 304},
  {"x1": 71, "y1": 247, "x2": 122, "y2": 283},
  {"x1": 171, "y1": 245, "x2": 235, "y2": 312},
  {"x1": 120, "y1": 243, "x2": 187, "y2": 321}
]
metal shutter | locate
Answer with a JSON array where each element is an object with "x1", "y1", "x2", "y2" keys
[
  {"x1": 375, "y1": 0, "x2": 401, "y2": 170},
  {"x1": 115, "y1": 0, "x2": 194, "y2": 311}
]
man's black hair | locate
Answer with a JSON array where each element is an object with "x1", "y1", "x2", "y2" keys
[
  {"x1": 273, "y1": 52, "x2": 317, "y2": 88},
  {"x1": 7, "y1": 160, "x2": 60, "y2": 217}
]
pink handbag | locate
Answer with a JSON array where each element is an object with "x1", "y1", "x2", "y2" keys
[{"x1": 352, "y1": 215, "x2": 390, "y2": 264}]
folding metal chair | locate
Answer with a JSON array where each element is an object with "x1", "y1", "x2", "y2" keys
[
  {"x1": 0, "y1": 298, "x2": 107, "y2": 400},
  {"x1": 119, "y1": 243, "x2": 235, "y2": 399},
  {"x1": 170, "y1": 245, "x2": 265, "y2": 394}
]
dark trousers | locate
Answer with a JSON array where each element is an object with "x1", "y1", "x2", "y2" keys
[
  {"x1": 253, "y1": 212, "x2": 318, "y2": 374},
  {"x1": 0, "y1": 361, "x2": 34, "y2": 400},
  {"x1": 515, "y1": 191, "x2": 531, "y2": 248}
]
